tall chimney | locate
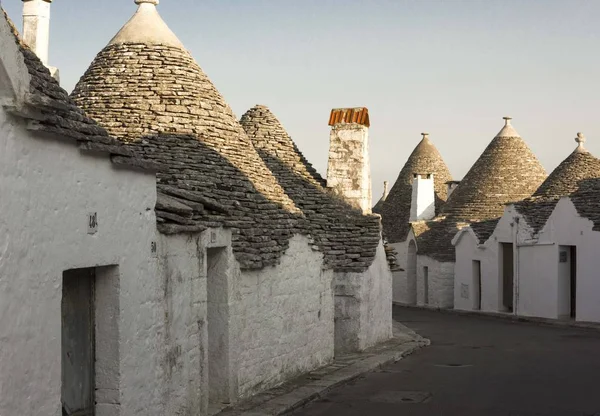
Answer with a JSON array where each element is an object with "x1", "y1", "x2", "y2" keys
[
  {"x1": 409, "y1": 172, "x2": 435, "y2": 222},
  {"x1": 22, "y1": 0, "x2": 59, "y2": 81},
  {"x1": 326, "y1": 107, "x2": 372, "y2": 214}
]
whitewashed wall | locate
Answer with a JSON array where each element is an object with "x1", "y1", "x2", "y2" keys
[
  {"x1": 390, "y1": 240, "x2": 409, "y2": 304},
  {"x1": 522, "y1": 199, "x2": 600, "y2": 322},
  {"x1": 454, "y1": 212, "x2": 516, "y2": 313},
  {"x1": 233, "y1": 235, "x2": 335, "y2": 398},
  {"x1": 415, "y1": 255, "x2": 454, "y2": 308},
  {"x1": 454, "y1": 200, "x2": 600, "y2": 323},
  {"x1": 334, "y1": 241, "x2": 393, "y2": 353},
  {"x1": 0, "y1": 105, "x2": 160, "y2": 416}
]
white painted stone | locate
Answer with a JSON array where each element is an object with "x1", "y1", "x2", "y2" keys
[
  {"x1": 415, "y1": 255, "x2": 455, "y2": 308},
  {"x1": 0, "y1": 103, "x2": 160, "y2": 415},
  {"x1": 390, "y1": 240, "x2": 410, "y2": 304},
  {"x1": 326, "y1": 124, "x2": 372, "y2": 214},
  {"x1": 109, "y1": 0, "x2": 185, "y2": 48},
  {"x1": 0, "y1": 13, "x2": 29, "y2": 106},
  {"x1": 453, "y1": 199, "x2": 600, "y2": 323},
  {"x1": 233, "y1": 235, "x2": 335, "y2": 398},
  {"x1": 333, "y1": 241, "x2": 393, "y2": 353},
  {"x1": 409, "y1": 174, "x2": 435, "y2": 222}
]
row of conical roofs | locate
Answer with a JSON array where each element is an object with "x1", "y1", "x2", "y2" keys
[
  {"x1": 65, "y1": 0, "x2": 383, "y2": 271},
  {"x1": 378, "y1": 116, "x2": 600, "y2": 258}
]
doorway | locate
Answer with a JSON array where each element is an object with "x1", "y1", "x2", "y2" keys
[
  {"x1": 407, "y1": 240, "x2": 417, "y2": 305},
  {"x1": 62, "y1": 268, "x2": 95, "y2": 416},
  {"x1": 472, "y1": 260, "x2": 482, "y2": 310},
  {"x1": 423, "y1": 266, "x2": 429, "y2": 305},
  {"x1": 207, "y1": 248, "x2": 231, "y2": 408},
  {"x1": 501, "y1": 243, "x2": 514, "y2": 312},
  {"x1": 558, "y1": 246, "x2": 577, "y2": 320}
]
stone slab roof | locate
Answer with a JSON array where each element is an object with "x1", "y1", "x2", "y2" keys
[
  {"x1": 440, "y1": 118, "x2": 546, "y2": 221},
  {"x1": 570, "y1": 178, "x2": 600, "y2": 232},
  {"x1": 379, "y1": 133, "x2": 452, "y2": 243},
  {"x1": 240, "y1": 105, "x2": 382, "y2": 272},
  {"x1": 469, "y1": 218, "x2": 501, "y2": 244},
  {"x1": 514, "y1": 138, "x2": 600, "y2": 235},
  {"x1": 415, "y1": 118, "x2": 546, "y2": 261},
  {"x1": 69, "y1": 3, "x2": 380, "y2": 271},
  {"x1": 412, "y1": 219, "x2": 468, "y2": 263},
  {"x1": 2, "y1": 9, "x2": 149, "y2": 170}
]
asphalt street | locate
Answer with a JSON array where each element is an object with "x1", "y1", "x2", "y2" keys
[{"x1": 292, "y1": 306, "x2": 600, "y2": 416}]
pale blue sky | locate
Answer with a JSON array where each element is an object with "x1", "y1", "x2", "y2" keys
[{"x1": 5, "y1": 0, "x2": 600, "y2": 200}]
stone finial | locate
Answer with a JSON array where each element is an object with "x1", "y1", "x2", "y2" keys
[
  {"x1": 503, "y1": 116, "x2": 512, "y2": 126},
  {"x1": 135, "y1": 0, "x2": 159, "y2": 4},
  {"x1": 421, "y1": 132, "x2": 429, "y2": 140},
  {"x1": 575, "y1": 132, "x2": 586, "y2": 152},
  {"x1": 383, "y1": 181, "x2": 389, "y2": 200}
]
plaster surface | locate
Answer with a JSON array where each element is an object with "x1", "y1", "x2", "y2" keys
[
  {"x1": 390, "y1": 240, "x2": 410, "y2": 304},
  {"x1": 454, "y1": 199, "x2": 600, "y2": 323},
  {"x1": 233, "y1": 235, "x2": 335, "y2": 398},
  {"x1": 415, "y1": 255, "x2": 454, "y2": 308},
  {"x1": 0, "y1": 104, "x2": 159, "y2": 416},
  {"x1": 409, "y1": 175, "x2": 435, "y2": 222},
  {"x1": 334, "y1": 241, "x2": 393, "y2": 353}
]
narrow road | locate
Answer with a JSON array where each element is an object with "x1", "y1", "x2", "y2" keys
[{"x1": 293, "y1": 307, "x2": 600, "y2": 416}]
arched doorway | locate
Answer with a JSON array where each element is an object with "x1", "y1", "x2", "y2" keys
[{"x1": 407, "y1": 240, "x2": 417, "y2": 305}]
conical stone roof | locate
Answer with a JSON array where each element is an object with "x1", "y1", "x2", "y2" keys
[
  {"x1": 440, "y1": 117, "x2": 547, "y2": 220},
  {"x1": 416, "y1": 118, "x2": 546, "y2": 262},
  {"x1": 70, "y1": 1, "x2": 303, "y2": 269},
  {"x1": 532, "y1": 133, "x2": 600, "y2": 199},
  {"x1": 240, "y1": 105, "x2": 381, "y2": 272},
  {"x1": 515, "y1": 133, "x2": 600, "y2": 234},
  {"x1": 379, "y1": 133, "x2": 452, "y2": 243}
]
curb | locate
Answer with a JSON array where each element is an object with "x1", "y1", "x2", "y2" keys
[
  {"x1": 219, "y1": 335, "x2": 429, "y2": 416},
  {"x1": 393, "y1": 302, "x2": 600, "y2": 332}
]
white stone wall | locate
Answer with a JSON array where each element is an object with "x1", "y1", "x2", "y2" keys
[
  {"x1": 334, "y1": 241, "x2": 393, "y2": 353},
  {"x1": 326, "y1": 125, "x2": 372, "y2": 213},
  {"x1": 0, "y1": 105, "x2": 161, "y2": 416},
  {"x1": 454, "y1": 212, "x2": 516, "y2": 313},
  {"x1": 390, "y1": 240, "x2": 409, "y2": 304},
  {"x1": 416, "y1": 255, "x2": 454, "y2": 308},
  {"x1": 233, "y1": 235, "x2": 335, "y2": 398},
  {"x1": 454, "y1": 200, "x2": 600, "y2": 323}
]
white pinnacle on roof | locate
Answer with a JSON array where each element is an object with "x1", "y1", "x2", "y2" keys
[
  {"x1": 108, "y1": 0, "x2": 184, "y2": 48},
  {"x1": 495, "y1": 116, "x2": 520, "y2": 138},
  {"x1": 575, "y1": 132, "x2": 587, "y2": 153}
]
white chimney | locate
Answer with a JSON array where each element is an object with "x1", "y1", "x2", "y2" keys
[
  {"x1": 326, "y1": 107, "x2": 372, "y2": 214},
  {"x1": 22, "y1": 0, "x2": 59, "y2": 81},
  {"x1": 409, "y1": 172, "x2": 435, "y2": 222}
]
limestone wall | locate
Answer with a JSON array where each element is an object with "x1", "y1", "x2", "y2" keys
[
  {"x1": 390, "y1": 240, "x2": 409, "y2": 304},
  {"x1": 233, "y1": 235, "x2": 335, "y2": 398},
  {"x1": 334, "y1": 241, "x2": 393, "y2": 353},
  {"x1": 416, "y1": 255, "x2": 454, "y2": 308},
  {"x1": 0, "y1": 107, "x2": 160, "y2": 416}
]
